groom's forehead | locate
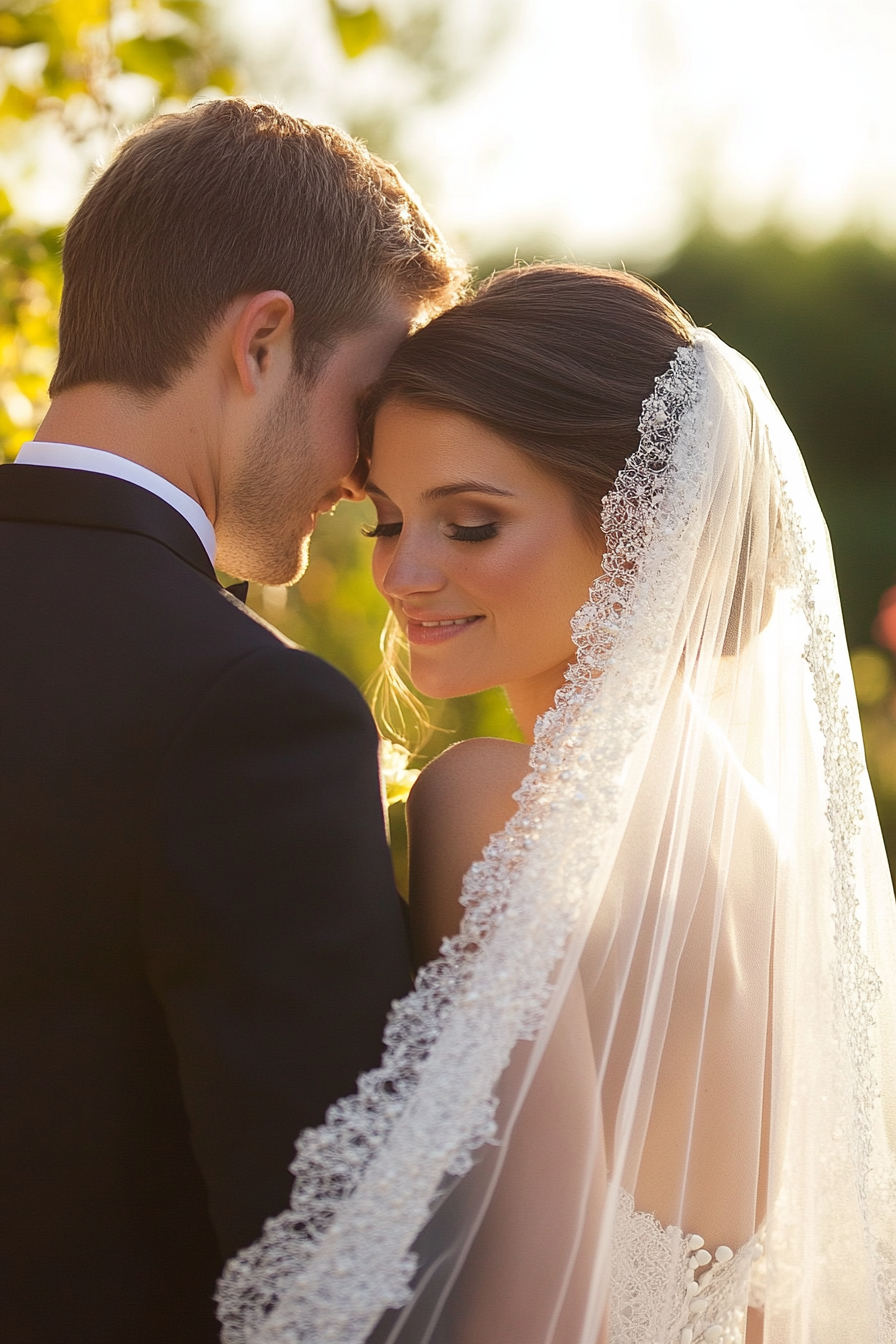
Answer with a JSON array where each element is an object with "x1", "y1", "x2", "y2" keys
[{"x1": 310, "y1": 304, "x2": 414, "y2": 400}]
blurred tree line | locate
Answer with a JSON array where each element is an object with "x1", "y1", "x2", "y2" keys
[
  {"x1": 653, "y1": 230, "x2": 896, "y2": 649},
  {"x1": 3, "y1": 2, "x2": 896, "y2": 867},
  {"x1": 653, "y1": 232, "x2": 896, "y2": 866}
]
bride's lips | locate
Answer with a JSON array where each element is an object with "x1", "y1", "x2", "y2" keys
[{"x1": 404, "y1": 615, "x2": 485, "y2": 646}]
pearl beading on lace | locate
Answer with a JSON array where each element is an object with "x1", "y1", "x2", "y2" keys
[
  {"x1": 673, "y1": 1238, "x2": 742, "y2": 1344},
  {"x1": 216, "y1": 344, "x2": 709, "y2": 1344},
  {"x1": 609, "y1": 1188, "x2": 763, "y2": 1344}
]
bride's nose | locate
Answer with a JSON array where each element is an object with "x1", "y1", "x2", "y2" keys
[{"x1": 380, "y1": 536, "x2": 445, "y2": 600}]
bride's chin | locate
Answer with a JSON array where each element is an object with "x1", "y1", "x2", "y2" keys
[{"x1": 407, "y1": 660, "x2": 491, "y2": 703}]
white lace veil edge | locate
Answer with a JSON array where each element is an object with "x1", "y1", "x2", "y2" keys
[{"x1": 217, "y1": 332, "x2": 896, "y2": 1344}]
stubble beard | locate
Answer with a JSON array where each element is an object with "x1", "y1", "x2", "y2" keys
[{"x1": 216, "y1": 382, "x2": 321, "y2": 587}]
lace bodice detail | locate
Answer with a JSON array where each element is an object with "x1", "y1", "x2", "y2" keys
[{"x1": 610, "y1": 1190, "x2": 763, "y2": 1344}]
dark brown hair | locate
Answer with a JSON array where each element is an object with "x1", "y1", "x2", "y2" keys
[
  {"x1": 363, "y1": 264, "x2": 694, "y2": 528},
  {"x1": 50, "y1": 98, "x2": 466, "y2": 396}
]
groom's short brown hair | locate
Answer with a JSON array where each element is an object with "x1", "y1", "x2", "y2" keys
[{"x1": 50, "y1": 99, "x2": 464, "y2": 396}]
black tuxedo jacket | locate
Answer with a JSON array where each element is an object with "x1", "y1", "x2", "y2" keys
[{"x1": 0, "y1": 464, "x2": 410, "y2": 1343}]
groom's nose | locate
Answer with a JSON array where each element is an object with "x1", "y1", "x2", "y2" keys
[{"x1": 339, "y1": 454, "x2": 368, "y2": 502}]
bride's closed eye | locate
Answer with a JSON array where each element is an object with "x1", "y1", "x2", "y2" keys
[{"x1": 446, "y1": 522, "x2": 498, "y2": 543}]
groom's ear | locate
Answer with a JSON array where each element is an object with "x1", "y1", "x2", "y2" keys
[{"x1": 230, "y1": 290, "x2": 296, "y2": 396}]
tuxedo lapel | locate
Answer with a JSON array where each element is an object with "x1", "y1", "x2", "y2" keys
[{"x1": 0, "y1": 462, "x2": 217, "y2": 583}]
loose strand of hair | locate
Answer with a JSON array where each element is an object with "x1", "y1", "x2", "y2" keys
[{"x1": 364, "y1": 611, "x2": 434, "y2": 757}]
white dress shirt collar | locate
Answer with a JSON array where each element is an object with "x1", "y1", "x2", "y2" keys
[{"x1": 16, "y1": 441, "x2": 217, "y2": 566}]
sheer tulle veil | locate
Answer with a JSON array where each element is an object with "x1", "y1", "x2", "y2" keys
[{"x1": 218, "y1": 331, "x2": 896, "y2": 1343}]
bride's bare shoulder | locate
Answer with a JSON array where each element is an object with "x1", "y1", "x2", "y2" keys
[
  {"x1": 408, "y1": 736, "x2": 532, "y2": 837},
  {"x1": 406, "y1": 738, "x2": 532, "y2": 964}
]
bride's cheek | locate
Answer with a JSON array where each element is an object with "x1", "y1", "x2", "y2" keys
[
  {"x1": 472, "y1": 535, "x2": 537, "y2": 596},
  {"x1": 493, "y1": 540, "x2": 553, "y2": 611}
]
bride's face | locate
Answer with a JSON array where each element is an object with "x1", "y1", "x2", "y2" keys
[{"x1": 367, "y1": 403, "x2": 605, "y2": 735}]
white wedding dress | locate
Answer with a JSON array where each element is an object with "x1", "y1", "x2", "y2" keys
[{"x1": 217, "y1": 332, "x2": 896, "y2": 1343}]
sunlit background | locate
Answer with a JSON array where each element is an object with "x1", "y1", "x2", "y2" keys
[{"x1": 2, "y1": 0, "x2": 896, "y2": 877}]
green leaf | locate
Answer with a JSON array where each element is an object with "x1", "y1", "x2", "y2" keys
[
  {"x1": 45, "y1": 0, "x2": 104, "y2": 50},
  {"x1": 0, "y1": 12, "x2": 30, "y2": 48},
  {"x1": 0, "y1": 8, "x2": 61, "y2": 55},
  {"x1": 163, "y1": 0, "x2": 207, "y2": 20},
  {"x1": 205, "y1": 64, "x2": 236, "y2": 94},
  {"x1": 115, "y1": 34, "x2": 194, "y2": 86},
  {"x1": 0, "y1": 85, "x2": 39, "y2": 119},
  {"x1": 328, "y1": 2, "x2": 387, "y2": 60}
]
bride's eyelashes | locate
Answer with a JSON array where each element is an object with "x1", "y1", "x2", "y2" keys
[
  {"x1": 361, "y1": 521, "x2": 402, "y2": 538},
  {"x1": 445, "y1": 522, "x2": 498, "y2": 543},
  {"x1": 361, "y1": 521, "x2": 499, "y2": 543}
]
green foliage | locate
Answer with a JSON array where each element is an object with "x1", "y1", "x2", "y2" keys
[
  {"x1": 650, "y1": 229, "x2": 896, "y2": 648},
  {"x1": 0, "y1": 0, "x2": 235, "y2": 113},
  {"x1": 652, "y1": 229, "x2": 896, "y2": 491},
  {"x1": 851, "y1": 645, "x2": 896, "y2": 865},
  {"x1": 0, "y1": 213, "x2": 60, "y2": 454},
  {"x1": 0, "y1": 0, "x2": 237, "y2": 454},
  {"x1": 323, "y1": 0, "x2": 508, "y2": 165},
  {"x1": 329, "y1": 2, "x2": 388, "y2": 60}
]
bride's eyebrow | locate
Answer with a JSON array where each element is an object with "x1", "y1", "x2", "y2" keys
[
  {"x1": 421, "y1": 481, "x2": 514, "y2": 501},
  {"x1": 365, "y1": 480, "x2": 515, "y2": 503}
]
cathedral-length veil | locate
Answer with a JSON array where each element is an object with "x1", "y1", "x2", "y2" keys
[{"x1": 218, "y1": 331, "x2": 896, "y2": 1344}]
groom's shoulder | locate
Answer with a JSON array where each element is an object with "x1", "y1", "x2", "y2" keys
[
  {"x1": 161, "y1": 570, "x2": 372, "y2": 726},
  {"x1": 47, "y1": 521, "x2": 371, "y2": 728},
  {"x1": 201, "y1": 614, "x2": 373, "y2": 729}
]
